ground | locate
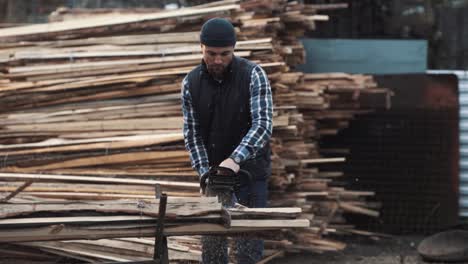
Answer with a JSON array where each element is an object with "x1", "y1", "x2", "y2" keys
[
  {"x1": 270, "y1": 235, "x2": 461, "y2": 264},
  {"x1": 1, "y1": 235, "x2": 464, "y2": 263}
]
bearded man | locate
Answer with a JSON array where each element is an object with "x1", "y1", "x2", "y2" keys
[{"x1": 181, "y1": 17, "x2": 273, "y2": 264}]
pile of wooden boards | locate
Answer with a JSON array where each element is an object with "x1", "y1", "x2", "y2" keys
[
  {"x1": 0, "y1": 0, "x2": 393, "y2": 262},
  {"x1": 0, "y1": 196, "x2": 307, "y2": 262},
  {"x1": 266, "y1": 71, "x2": 391, "y2": 252}
]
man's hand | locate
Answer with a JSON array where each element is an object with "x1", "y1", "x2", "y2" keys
[{"x1": 219, "y1": 158, "x2": 240, "y2": 173}]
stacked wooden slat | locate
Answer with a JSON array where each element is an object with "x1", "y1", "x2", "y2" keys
[
  {"x1": 0, "y1": 1, "x2": 321, "y2": 198},
  {"x1": 284, "y1": 72, "x2": 392, "y2": 142},
  {"x1": 0, "y1": 197, "x2": 308, "y2": 240},
  {"x1": 0, "y1": 0, "x2": 392, "y2": 262},
  {"x1": 11, "y1": 238, "x2": 203, "y2": 263},
  {"x1": 0, "y1": 195, "x2": 307, "y2": 262},
  {"x1": 268, "y1": 72, "x2": 391, "y2": 247},
  {"x1": 48, "y1": 7, "x2": 164, "y2": 22}
]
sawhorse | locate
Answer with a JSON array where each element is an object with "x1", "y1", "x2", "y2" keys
[{"x1": 106, "y1": 189, "x2": 169, "y2": 264}]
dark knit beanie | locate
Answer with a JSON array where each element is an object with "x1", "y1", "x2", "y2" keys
[{"x1": 200, "y1": 18, "x2": 236, "y2": 47}]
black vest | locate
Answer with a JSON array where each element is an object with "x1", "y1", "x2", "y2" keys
[{"x1": 186, "y1": 56, "x2": 271, "y2": 179}]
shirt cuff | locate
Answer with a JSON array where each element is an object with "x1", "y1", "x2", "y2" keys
[
  {"x1": 229, "y1": 149, "x2": 248, "y2": 165},
  {"x1": 198, "y1": 166, "x2": 209, "y2": 177}
]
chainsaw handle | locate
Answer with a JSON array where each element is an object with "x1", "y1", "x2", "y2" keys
[
  {"x1": 200, "y1": 166, "x2": 236, "y2": 194},
  {"x1": 209, "y1": 166, "x2": 253, "y2": 182},
  {"x1": 200, "y1": 167, "x2": 256, "y2": 207},
  {"x1": 200, "y1": 167, "x2": 253, "y2": 194}
]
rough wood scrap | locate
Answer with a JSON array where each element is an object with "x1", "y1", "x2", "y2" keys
[
  {"x1": 1, "y1": 236, "x2": 286, "y2": 263},
  {"x1": 49, "y1": 7, "x2": 164, "y2": 22},
  {"x1": 0, "y1": 197, "x2": 308, "y2": 262},
  {"x1": 0, "y1": 4, "x2": 241, "y2": 42},
  {"x1": 301, "y1": 73, "x2": 393, "y2": 136},
  {"x1": 0, "y1": 197, "x2": 221, "y2": 219},
  {"x1": 0, "y1": 195, "x2": 308, "y2": 243},
  {"x1": 0, "y1": 173, "x2": 199, "y2": 190},
  {"x1": 18, "y1": 238, "x2": 201, "y2": 263},
  {"x1": 0, "y1": 182, "x2": 198, "y2": 200}
]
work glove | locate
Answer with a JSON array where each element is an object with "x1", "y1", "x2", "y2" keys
[{"x1": 219, "y1": 158, "x2": 240, "y2": 173}]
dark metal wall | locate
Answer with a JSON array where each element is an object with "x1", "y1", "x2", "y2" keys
[{"x1": 320, "y1": 74, "x2": 460, "y2": 234}]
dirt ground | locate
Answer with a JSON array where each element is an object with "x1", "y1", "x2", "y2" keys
[
  {"x1": 1, "y1": 235, "x2": 465, "y2": 264},
  {"x1": 270, "y1": 235, "x2": 462, "y2": 264}
]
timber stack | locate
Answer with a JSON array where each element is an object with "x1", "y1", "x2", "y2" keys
[
  {"x1": 0, "y1": 0, "x2": 392, "y2": 262},
  {"x1": 0, "y1": 196, "x2": 308, "y2": 262}
]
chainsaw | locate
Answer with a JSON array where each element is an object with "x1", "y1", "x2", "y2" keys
[{"x1": 200, "y1": 166, "x2": 255, "y2": 208}]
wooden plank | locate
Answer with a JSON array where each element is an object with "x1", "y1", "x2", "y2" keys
[
  {"x1": 0, "y1": 133, "x2": 183, "y2": 150},
  {"x1": 18, "y1": 192, "x2": 197, "y2": 200},
  {"x1": 0, "y1": 5, "x2": 240, "y2": 40},
  {"x1": 38, "y1": 169, "x2": 197, "y2": 177},
  {"x1": 20, "y1": 67, "x2": 193, "y2": 93},
  {"x1": 7, "y1": 51, "x2": 249, "y2": 75},
  {"x1": 0, "y1": 200, "x2": 221, "y2": 219},
  {"x1": 13, "y1": 150, "x2": 188, "y2": 171},
  {"x1": 0, "y1": 180, "x2": 33, "y2": 202},
  {"x1": 338, "y1": 202, "x2": 379, "y2": 218},
  {"x1": 0, "y1": 134, "x2": 183, "y2": 156},
  {"x1": 33, "y1": 32, "x2": 200, "y2": 47},
  {"x1": 229, "y1": 219, "x2": 310, "y2": 228},
  {"x1": 3, "y1": 101, "x2": 179, "y2": 121},
  {"x1": 229, "y1": 207, "x2": 302, "y2": 214},
  {"x1": 300, "y1": 157, "x2": 346, "y2": 164},
  {"x1": 23, "y1": 60, "x2": 199, "y2": 81},
  {"x1": 0, "y1": 173, "x2": 199, "y2": 189},
  {"x1": 2, "y1": 106, "x2": 182, "y2": 126},
  {"x1": 0, "y1": 77, "x2": 95, "y2": 92},
  {"x1": 20, "y1": 242, "x2": 136, "y2": 262},
  {"x1": 0, "y1": 224, "x2": 277, "y2": 242},
  {"x1": 3, "y1": 117, "x2": 183, "y2": 133},
  {"x1": 257, "y1": 250, "x2": 285, "y2": 264},
  {"x1": 62, "y1": 239, "x2": 153, "y2": 258},
  {"x1": 0, "y1": 215, "x2": 155, "y2": 226},
  {"x1": 0, "y1": 182, "x2": 159, "y2": 195},
  {"x1": 10, "y1": 39, "x2": 271, "y2": 61},
  {"x1": 0, "y1": 214, "x2": 217, "y2": 228}
]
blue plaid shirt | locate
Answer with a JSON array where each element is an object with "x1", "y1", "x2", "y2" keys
[{"x1": 181, "y1": 64, "x2": 273, "y2": 176}]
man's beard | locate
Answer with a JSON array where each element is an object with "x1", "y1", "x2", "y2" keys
[{"x1": 207, "y1": 64, "x2": 227, "y2": 80}]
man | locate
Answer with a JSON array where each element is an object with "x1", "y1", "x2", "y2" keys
[{"x1": 181, "y1": 18, "x2": 273, "y2": 264}]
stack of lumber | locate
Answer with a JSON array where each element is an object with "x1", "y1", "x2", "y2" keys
[
  {"x1": 48, "y1": 7, "x2": 164, "y2": 22},
  {"x1": 0, "y1": 1, "x2": 330, "y2": 199},
  {"x1": 303, "y1": 73, "x2": 391, "y2": 136},
  {"x1": 0, "y1": 0, "x2": 392, "y2": 262},
  {"x1": 0, "y1": 196, "x2": 307, "y2": 262},
  {"x1": 267, "y1": 72, "x2": 391, "y2": 251},
  {"x1": 2, "y1": 237, "x2": 203, "y2": 263}
]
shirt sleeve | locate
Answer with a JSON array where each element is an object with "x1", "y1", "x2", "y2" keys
[
  {"x1": 181, "y1": 76, "x2": 210, "y2": 176},
  {"x1": 229, "y1": 65, "x2": 273, "y2": 163}
]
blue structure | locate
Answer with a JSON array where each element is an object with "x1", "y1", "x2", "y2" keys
[{"x1": 298, "y1": 39, "x2": 427, "y2": 74}]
